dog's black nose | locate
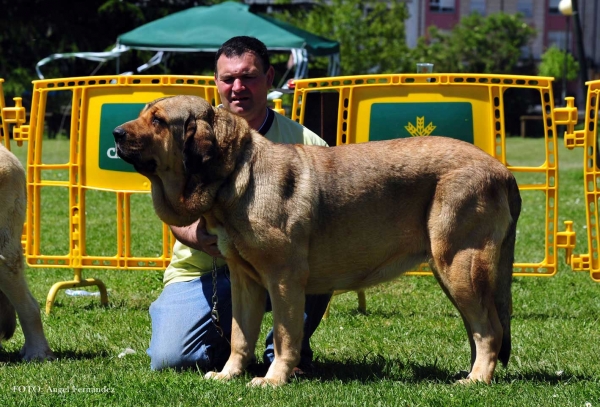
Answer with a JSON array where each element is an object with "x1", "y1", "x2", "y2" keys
[{"x1": 113, "y1": 127, "x2": 127, "y2": 141}]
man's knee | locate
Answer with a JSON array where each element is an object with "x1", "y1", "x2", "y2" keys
[{"x1": 148, "y1": 345, "x2": 215, "y2": 371}]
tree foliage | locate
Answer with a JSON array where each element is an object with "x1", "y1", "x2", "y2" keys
[
  {"x1": 538, "y1": 45, "x2": 579, "y2": 81},
  {"x1": 410, "y1": 12, "x2": 537, "y2": 74},
  {"x1": 0, "y1": 0, "x2": 209, "y2": 102},
  {"x1": 274, "y1": 0, "x2": 412, "y2": 76},
  {"x1": 276, "y1": 6, "x2": 536, "y2": 76}
]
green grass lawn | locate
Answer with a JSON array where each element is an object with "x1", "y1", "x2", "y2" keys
[{"x1": 1, "y1": 137, "x2": 599, "y2": 407}]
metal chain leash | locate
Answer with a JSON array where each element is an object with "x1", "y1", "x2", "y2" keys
[{"x1": 210, "y1": 257, "x2": 230, "y2": 345}]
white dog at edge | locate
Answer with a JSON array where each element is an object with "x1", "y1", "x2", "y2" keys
[{"x1": 0, "y1": 143, "x2": 54, "y2": 361}]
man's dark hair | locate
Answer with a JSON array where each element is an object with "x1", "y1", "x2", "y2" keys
[{"x1": 214, "y1": 36, "x2": 271, "y2": 73}]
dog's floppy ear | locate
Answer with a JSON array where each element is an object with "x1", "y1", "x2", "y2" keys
[{"x1": 183, "y1": 105, "x2": 218, "y2": 175}]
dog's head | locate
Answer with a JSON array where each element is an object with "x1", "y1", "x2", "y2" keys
[{"x1": 113, "y1": 95, "x2": 246, "y2": 226}]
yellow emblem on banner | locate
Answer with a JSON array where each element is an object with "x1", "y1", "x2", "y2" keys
[{"x1": 405, "y1": 117, "x2": 436, "y2": 137}]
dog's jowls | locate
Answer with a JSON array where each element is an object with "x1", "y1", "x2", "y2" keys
[
  {"x1": 114, "y1": 95, "x2": 521, "y2": 387},
  {"x1": 0, "y1": 143, "x2": 54, "y2": 361}
]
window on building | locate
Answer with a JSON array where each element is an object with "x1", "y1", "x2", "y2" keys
[
  {"x1": 548, "y1": 30, "x2": 568, "y2": 50},
  {"x1": 470, "y1": 0, "x2": 486, "y2": 15},
  {"x1": 517, "y1": 0, "x2": 533, "y2": 18},
  {"x1": 430, "y1": 0, "x2": 455, "y2": 12},
  {"x1": 520, "y1": 45, "x2": 532, "y2": 59},
  {"x1": 549, "y1": 0, "x2": 560, "y2": 14}
]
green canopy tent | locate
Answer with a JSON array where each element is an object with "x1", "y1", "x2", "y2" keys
[{"x1": 36, "y1": 2, "x2": 340, "y2": 83}]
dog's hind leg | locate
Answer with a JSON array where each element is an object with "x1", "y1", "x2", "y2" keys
[
  {"x1": 434, "y1": 285, "x2": 476, "y2": 371},
  {"x1": 431, "y1": 245, "x2": 504, "y2": 384},
  {"x1": 0, "y1": 253, "x2": 55, "y2": 361},
  {"x1": 427, "y1": 174, "x2": 516, "y2": 384}
]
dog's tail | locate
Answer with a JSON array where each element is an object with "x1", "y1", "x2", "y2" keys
[
  {"x1": 0, "y1": 290, "x2": 17, "y2": 342},
  {"x1": 496, "y1": 176, "x2": 522, "y2": 367}
]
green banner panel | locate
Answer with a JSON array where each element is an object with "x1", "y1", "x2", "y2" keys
[
  {"x1": 99, "y1": 103, "x2": 145, "y2": 172},
  {"x1": 369, "y1": 102, "x2": 474, "y2": 143}
]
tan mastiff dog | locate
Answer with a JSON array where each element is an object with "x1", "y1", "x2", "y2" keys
[
  {"x1": 0, "y1": 144, "x2": 55, "y2": 361},
  {"x1": 113, "y1": 95, "x2": 521, "y2": 386}
]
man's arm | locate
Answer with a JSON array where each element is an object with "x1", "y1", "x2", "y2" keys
[{"x1": 170, "y1": 218, "x2": 223, "y2": 258}]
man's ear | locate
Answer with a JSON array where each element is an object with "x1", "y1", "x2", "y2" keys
[{"x1": 266, "y1": 65, "x2": 275, "y2": 88}]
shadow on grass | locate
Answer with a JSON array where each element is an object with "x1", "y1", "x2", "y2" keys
[
  {"x1": 244, "y1": 356, "x2": 459, "y2": 384},
  {"x1": 500, "y1": 370, "x2": 597, "y2": 384},
  {"x1": 50, "y1": 298, "x2": 151, "y2": 312},
  {"x1": 356, "y1": 309, "x2": 460, "y2": 320},
  {"x1": 0, "y1": 349, "x2": 109, "y2": 364},
  {"x1": 311, "y1": 357, "x2": 460, "y2": 384},
  {"x1": 247, "y1": 356, "x2": 596, "y2": 385}
]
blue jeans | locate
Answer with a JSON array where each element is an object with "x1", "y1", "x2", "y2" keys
[{"x1": 147, "y1": 267, "x2": 331, "y2": 371}]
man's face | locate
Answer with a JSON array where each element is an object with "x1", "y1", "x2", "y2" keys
[{"x1": 215, "y1": 52, "x2": 274, "y2": 124}]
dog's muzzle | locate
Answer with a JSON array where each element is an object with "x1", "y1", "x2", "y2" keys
[
  {"x1": 112, "y1": 126, "x2": 132, "y2": 160},
  {"x1": 113, "y1": 126, "x2": 127, "y2": 143},
  {"x1": 112, "y1": 126, "x2": 157, "y2": 174}
]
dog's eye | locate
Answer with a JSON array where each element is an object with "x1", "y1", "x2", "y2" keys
[{"x1": 152, "y1": 116, "x2": 165, "y2": 126}]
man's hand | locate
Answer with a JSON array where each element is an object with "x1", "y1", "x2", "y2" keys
[{"x1": 170, "y1": 218, "x2": 223, "y2": 258}]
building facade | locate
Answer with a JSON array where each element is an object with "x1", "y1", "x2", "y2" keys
[{"x1": 405, "y1": 0, "x2": 599, "y2": 78}]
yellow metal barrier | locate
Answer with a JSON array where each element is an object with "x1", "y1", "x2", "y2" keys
[
  {"x1": 563, "y1": 79, "x2": 600, "y2": 281},
  {"x1": 0, "y1": 79, "x2": 25, "y2": 150},
  {"x1": 290, "y1": 73, "x2": 575, "y2": 277},
  {"x1": 1, "y1": 75, "x2": 220, "y2": 313},
  {"x1": 2, "y1": 73, "x2": 597, "y2": 315}
]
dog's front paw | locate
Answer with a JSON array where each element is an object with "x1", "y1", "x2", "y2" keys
[
  {"x1": 454, "y1": 373, "x2": 491, "y2": 385},
  {"x1": 20, "y1": 346, "x2": 56, "y2": 362},
  {"x1": 247, "y1": 377, "x2": 286, "y2": 388},
  {"x1": 204, "y1": 371, "x2": 235, "y2": 382}
]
